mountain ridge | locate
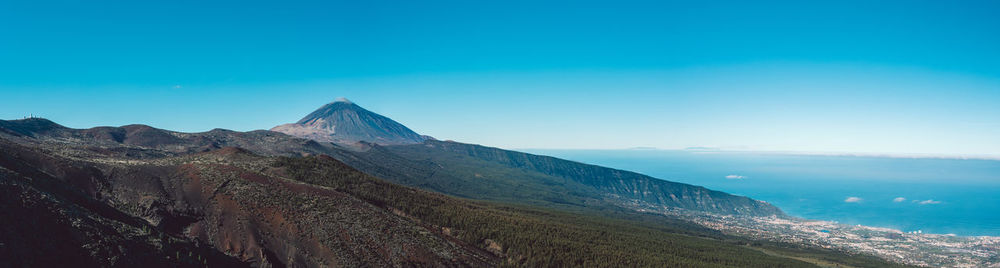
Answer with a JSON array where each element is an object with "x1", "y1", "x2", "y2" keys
[
  {"x1": 2, "y1": 116, "x2": 784, "y2": 217},
  {"x1": 266, "y1": 101, "x2": 784, "y2": 217},
  {"x1": 399, "y1": 140, "x2": 782, "y2": 216},
  {"x1": 0, "y1": 116, "x2": 915, "y2": 267}
]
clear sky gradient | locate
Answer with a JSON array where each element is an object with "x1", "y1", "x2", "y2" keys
[{"x1": 2, "y1": 0, "x2": 999, "y2": 156}]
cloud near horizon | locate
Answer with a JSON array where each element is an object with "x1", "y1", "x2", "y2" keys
[
  {"x1": 893, "y1": 197, "x2": 906, "y2": 202},
  {"x1": 844, "y1": 197, "x2": 863, "y2": 203},
  {"x1": 918, "y1": 199, "x2": 942, "y2": 205},
  {"x1": 725, "y1": 174, "x2": 745, "y2": 179}
]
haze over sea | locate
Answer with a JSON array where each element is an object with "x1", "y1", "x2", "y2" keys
[{"x1": 524, "y1": 149, "x2": 1000, "y2": 237}]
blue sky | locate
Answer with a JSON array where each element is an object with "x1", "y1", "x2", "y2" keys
[{"x1": 2, "y1": 0, "x2": 999, "y2": 156}]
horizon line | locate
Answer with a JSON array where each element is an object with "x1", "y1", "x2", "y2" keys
[{"x1": 516, "y1": 147, "x2": 1000, "y2": 161}]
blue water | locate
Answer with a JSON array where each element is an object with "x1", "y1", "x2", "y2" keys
[{"x1": 523, "y1": 149, "x2": 1000, "y2": 236}]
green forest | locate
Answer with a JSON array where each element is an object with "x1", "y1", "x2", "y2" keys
[{"x1": 274, "y1": 156, "x2": 911, "y2": 268}]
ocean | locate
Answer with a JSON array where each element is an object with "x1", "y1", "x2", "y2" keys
[{"x1": 523, "y1": 149, "x2": 1000, "y2": 237}]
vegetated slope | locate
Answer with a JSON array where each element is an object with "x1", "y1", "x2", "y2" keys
[
  {"x1": 263, "y1": 155, "x2": 815, "y2": 267},
  {"x1": 269, "y1": 154, "x2": 912, "y2": 268},
  {"x1": 271, "y1": 98, "x2": 426, "y2": 145},
  {"x1": 265, "y1": 101, "x2": 780, "y2": 216},
  {"x1": 330, "y1": 140, "x2": 783, "y2": 216}
]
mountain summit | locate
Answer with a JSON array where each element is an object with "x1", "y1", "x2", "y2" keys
[{"x1": 271, "y1": 98, "x2": 426, "y2": 145}]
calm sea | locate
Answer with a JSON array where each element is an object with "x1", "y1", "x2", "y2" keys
[{"x1": 523, "y1": 149, "x2": 1000, "y2": 236}]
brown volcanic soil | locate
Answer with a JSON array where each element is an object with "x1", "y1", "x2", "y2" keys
[
  {"x1": 0, "y1": 139, "x2": 247, "y2": 267},
  {"x1": 0, "y1": 125, "x2": 496, "y2": 267}
]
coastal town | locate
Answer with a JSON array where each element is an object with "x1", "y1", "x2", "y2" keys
[{"x1": 636, "y1": 204, "x2": 1000, "y2": 267}]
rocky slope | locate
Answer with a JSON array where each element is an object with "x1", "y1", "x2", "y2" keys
[
  {"x1": 0, "y1": 123, "x2": 494, "y2": 267},
  {"x1": 0, "y1": 140, "x2": 247, "y2": 267},
  {"x1": 271, "y1": 98, "x2": 426, "y2": 146}
]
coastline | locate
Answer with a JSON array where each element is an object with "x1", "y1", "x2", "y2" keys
[{"x1": 625, "y1": 200, "x2": 1000, "y2": 267}]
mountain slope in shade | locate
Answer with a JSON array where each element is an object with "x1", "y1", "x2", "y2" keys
[{"x1": 271, "y1": 98, "x2": 426, "y2": 146}]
